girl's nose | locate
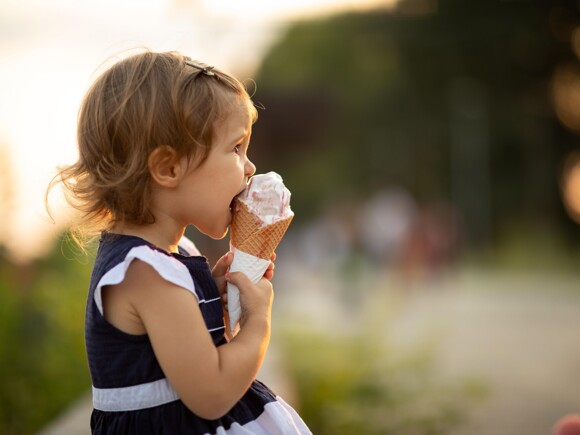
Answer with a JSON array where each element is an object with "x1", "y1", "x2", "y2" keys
[{"x1": 245, "y1": 159, "x2": 256, "y2": 177}]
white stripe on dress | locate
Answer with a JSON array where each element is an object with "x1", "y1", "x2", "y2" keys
[
  {"x1": 213, "y1": 399, "x2": 312, "y2": 435},
  {"x1": 92, "y1": 380, "x2": 312, "y2": 434},
  {"x1": 93, "y1": 378, "x2": 179, "y2": 411}
]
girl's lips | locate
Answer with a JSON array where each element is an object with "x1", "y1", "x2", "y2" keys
[
  {"x1": 230, "y1": 186, "x2": 247, "y2": 210},
  {"x1": 229, "y1": 195, "x2": 241, "y2": 213}
]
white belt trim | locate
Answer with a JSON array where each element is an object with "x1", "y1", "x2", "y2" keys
[{"x1": 92, "y1": 378, "x2": 180, "y2": 411}]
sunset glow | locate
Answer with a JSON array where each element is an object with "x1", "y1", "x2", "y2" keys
[{"x1": 0, "y1": 0, "x2": 395, "y2": 262}]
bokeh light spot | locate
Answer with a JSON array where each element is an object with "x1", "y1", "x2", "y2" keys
[
  {"x1": 552, "y1": 64, "x2": 580, "y2": 133},
  {"x1": 561, "y1": 152, "x2": 580, "y2": 224}
]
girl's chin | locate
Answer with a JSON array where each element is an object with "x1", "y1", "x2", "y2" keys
[
  {"x1": 192, "y1": 220, "x2": 229, "y2": 240},
  {"x1": 205, "y1": 224, "x2": 230, "y2": 241},
  {"x1": 196, "y1": 210, "x2": 232, "y2": 240},
  {"x1": 210, "y1": 229, "x2": 229, "y2": 241}
]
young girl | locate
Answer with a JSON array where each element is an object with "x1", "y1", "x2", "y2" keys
[{"x1": 50, "y1": 50, "x2": 311, "y2": 434}]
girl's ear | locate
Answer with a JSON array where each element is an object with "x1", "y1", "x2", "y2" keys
[{"x1": 148, "y1": 146, "x2": 183, "y2": 188}]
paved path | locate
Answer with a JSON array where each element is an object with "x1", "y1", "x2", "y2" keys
[
  {"x1": 279, "y1": 265, "x2": 580, "y2": 435},
  {"x1": 403, "y1": 271, "x2": 580, "y2": 435}
]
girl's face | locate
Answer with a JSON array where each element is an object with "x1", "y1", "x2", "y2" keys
[{"x1": 181, "y1": 99, "x2": 256, "y2": 239}]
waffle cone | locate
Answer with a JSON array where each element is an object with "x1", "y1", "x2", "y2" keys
[{"x1": 230, "y1": 201, "x2": 293, "y2": 260}]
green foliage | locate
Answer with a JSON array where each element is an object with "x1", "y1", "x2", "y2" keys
[
  {"x1": 252, "y1": 1, "x2": 580, "y2": 243},
  {"x1": 280, "y1": 328, "x2": 485, "y2": 435},
  {"x1": 0, "y1": 236, "x2": 92, "y2": 435}
]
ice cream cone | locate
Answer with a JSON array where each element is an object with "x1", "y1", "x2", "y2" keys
[
  {"x1": 231, "y1": 202, "x2": 293, "y2": 260},
  {"x1": 225, "y1": 172, "x2": 294, "y2": 336},
  {"x1": 227, "y1": 201, "x2": 293, "y2": 335}
]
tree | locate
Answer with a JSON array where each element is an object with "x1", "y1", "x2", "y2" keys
[{"x1": 251, "y1": 0, "x2": 580, "y2": 248}]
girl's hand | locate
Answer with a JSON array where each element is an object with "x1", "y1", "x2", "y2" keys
[
  {"x1": 263, "y1": 252, "x2": 276, "y2": 281},
  {"x1": 225, "y1": 271, "x2": 273, "y2": 326},
  {"x1": 212, "y1": 251, "x2": 233, "y2": 300},
  {"x1": 212, "y1": 252, "x2": 277, "y2": 307}
]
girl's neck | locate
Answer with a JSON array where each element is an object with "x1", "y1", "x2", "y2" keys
[{"x1": 110, "y1": 222, "x2": 185, "y2": 254}]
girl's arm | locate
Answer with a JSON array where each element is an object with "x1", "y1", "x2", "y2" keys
[{"x1": 108, "y1": 259, "x2": 273, "y2": 420}]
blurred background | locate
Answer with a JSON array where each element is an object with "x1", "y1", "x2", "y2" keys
[{"x1": 2, "y1": 0, "x2": 580, "y2": 434}]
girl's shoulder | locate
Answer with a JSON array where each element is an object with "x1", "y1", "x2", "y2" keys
[
  {"x1": 98, "y1": 232, "x2": 202, "y2": 259},
  {"x1": 177, "y1": 235, "x2": 202, "y2": 256},
  {"x1": 92, "y1": 233, "x2": 207, "y2": 316}
]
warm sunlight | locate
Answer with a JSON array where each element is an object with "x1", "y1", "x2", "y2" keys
[
  {"x1": 0, "y1": 0, "x2": 395, "y2": 262},
  {"x1": 198, "y1": 0, "x2": 395, "y2": 21}
]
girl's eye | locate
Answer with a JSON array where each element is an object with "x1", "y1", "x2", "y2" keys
[{"x1": 234, "y1": 145, "x2": 241, "y2": 154}]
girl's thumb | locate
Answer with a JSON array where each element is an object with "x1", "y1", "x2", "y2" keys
[
  {"x1": 225, "y1": 271, "x2": 252, "y2": 290},
  {"x1": 213, "y1": 252, "x2": 232, "y2": 274}
]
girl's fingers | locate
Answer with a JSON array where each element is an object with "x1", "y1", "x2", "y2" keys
[
  {"x1": 264, "y1": 261, "x2": 275, "y2": 280},
  {"x1": 212, "y1": 252, "x2": 233, "y2": 277}
]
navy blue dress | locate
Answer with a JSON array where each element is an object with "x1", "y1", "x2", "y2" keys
[{"x1": 86, "y1": 233, "x2": 310, "y2": 434}]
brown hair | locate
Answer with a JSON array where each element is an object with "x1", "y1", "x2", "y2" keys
[{"x1": 48, "y1": 50, "x2": 257, "y2": 243}]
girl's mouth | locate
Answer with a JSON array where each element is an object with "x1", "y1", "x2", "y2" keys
[
  {"x1": 229, "y1": 193, "x2": 242, "y2": 213},
  {"x1": 230, "y1": 187, "x2": 246, "y2": 211}
]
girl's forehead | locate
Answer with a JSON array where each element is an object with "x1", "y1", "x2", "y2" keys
[
  {"x1": 213, "y1": 98, "x2": 252, "y2": 139},
  {"x1": 224, "y1": 98, "x2": 253, "y2": 124}
]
